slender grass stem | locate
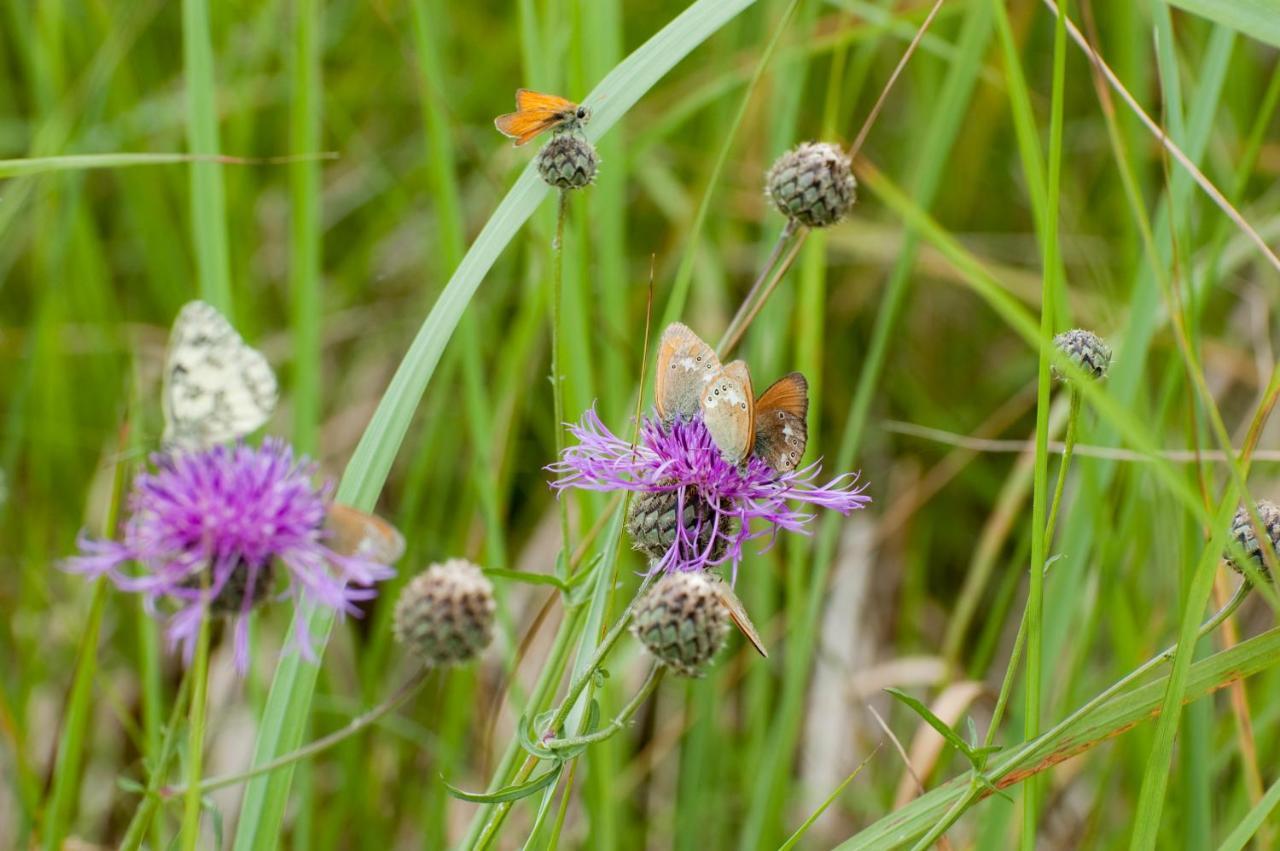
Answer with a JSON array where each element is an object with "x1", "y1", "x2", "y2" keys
[
  {"x1": 544, "y1": 665, "x2": 664, "y2": 750},
  {"x1": 180, "y1": 597, "x2": 211, "y2": 851},
  {"x1": 163, "y1": 672, "x2": 428, "y2": 798}
]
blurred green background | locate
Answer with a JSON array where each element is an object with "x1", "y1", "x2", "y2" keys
[{"x1": 3, "y1": 0, "x2": 1280, "y2": 847}]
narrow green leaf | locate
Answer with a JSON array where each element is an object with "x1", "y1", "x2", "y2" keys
[
  {"x1": 182, "y1": 0, "x2": 232, "y2": 314},
  {"x1": 484, "y1": 567, "x2": 570, "y2": 592},
  {"x1": 884, "y1": 688, "x2": 978, "y2": 764},
  {"x1": 444, "y1": 765, "x2": 562, "y2": 804}
]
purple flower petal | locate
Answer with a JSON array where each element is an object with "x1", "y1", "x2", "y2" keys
[
  {"x1": 61, "y1": 438, "x2": 398, "y2": 674},
  {"x1": 548, "y1": 406, "x2": 870, "y2": 576}
]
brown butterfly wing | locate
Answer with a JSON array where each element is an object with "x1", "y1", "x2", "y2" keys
[
  {"x1": 655, "y1": 322, "x2": 719, "y2": 422},
  {"x1": 701, "y1": 359, "x2": 754, "y2": 465},
  {"x1": 753, "y1": 372, "x2": 809, "y2": 472},
  {"x1": 325, "y1": 503, "x2": 406, "y2": 564},
  {"x1": 714, "y1": 579, "x2": 767, "y2": 658}
]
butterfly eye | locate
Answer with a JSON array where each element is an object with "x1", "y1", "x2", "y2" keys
[{"x1": 576, "y1": 107, "x2": 587, "y2": 119}]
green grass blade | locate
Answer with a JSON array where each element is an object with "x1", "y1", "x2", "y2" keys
[
  {"x1": 1023, "y1": 2, "x2": 1068, "y2": 845},
  {"x1": 838, "y1": 625, "x2": 1280, "y2": 848},
  {"x1": 1217, "y1": 772, "x2": 1280, "y2": 851},
  {"x1": 288, "y1": 0, "x2": 322, "y2": 453},
  {"x1": 231, "y1": 3, "x2": 757, "y2": 845},
  {"x1": 182, "y1": 0, "x2": 232, "y2": 314},
  {"x1": 1166, "y1": 0, "x2": 1280, "y2": 48}
]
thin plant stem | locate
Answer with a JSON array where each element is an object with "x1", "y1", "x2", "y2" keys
[
  {"x1": 1044, "y1": 388, "x2": 1080, "y2": 547},
  {"x1": 544, "y1": 664, "x2": 665, "y2": 750},
  {"x1": 715, "y1": 232, "x2": 807, "y2": 359},
  {"x1": 552, "y1": 190, "x2": 571, "y2": 576},
  {"x1": 549, "y1": 577, "x2": 654, "y2": 732},
  {"x1": 180, "y1": 596, "x2": 211, "y2": 851},
  {"x1": 118, "y1": 670, "x2": 194, "y2": 851},
  {"x1": 472, "y1": 578, "x2": 653, "y2": 849},
  {"x1": 982, "y1": 386, "x2": 1083, "y2": 752},
  {"x1": 716, "y1": 219, "x2": 798, "y2": 357},
  {"x1": 163, "y1": 671, "x2": 428, "y2": 798}
]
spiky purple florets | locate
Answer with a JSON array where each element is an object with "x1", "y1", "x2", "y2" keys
[
  {"x1": 548, "y1": 408, "x2": 870, "y2": 578},
  {"x1": 63, "y1": 438, "x2": 395, "y2": 672}
]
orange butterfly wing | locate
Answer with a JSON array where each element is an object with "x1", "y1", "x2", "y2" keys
[
  {"x1": 515, "y1": 88, "x2": 577, "y2": 112},
  {"x1": 752, "y1": 372, "x2": 809, "y2": 473},
  {"x1": 325, "y1": 503, "x2": 406, "y2": 564},
  {"x1": 655, "y1": 322, "x2": 719, "y2": 422},
  {"x1": 494, "y1": 110, "x2": 563, "y2": 146}
]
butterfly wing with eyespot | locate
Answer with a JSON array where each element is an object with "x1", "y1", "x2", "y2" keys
[
  {"x1": 162, "y1": 301, "x2": 278, "y2": 452},
  {"x1": 752, "y1": 372, "x2": 809, "y2": 473},
  {"x1": 325, "y1": 503, "x2": 406, "y2": 564},
  {"x1": 655, "y1": 322, "x2": 719, "y2": 423},
  {"x1": 701, "y1": 359, "x2": 755, "y2": 465},
  {"x1": 714, "y1": 578, "x2": 767, "y2": 658}
]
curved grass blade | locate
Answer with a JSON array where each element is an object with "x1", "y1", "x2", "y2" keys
[{"x1": 231, "y1": 2, "x2": 757, "y2": 846}]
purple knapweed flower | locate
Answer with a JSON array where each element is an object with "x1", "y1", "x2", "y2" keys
[
  {"x1": 548, "y1": 408, "x2": 870, "y2": 579},
  {"x1": 63, "y1": 438, "x2": 395, "y2": 673}
]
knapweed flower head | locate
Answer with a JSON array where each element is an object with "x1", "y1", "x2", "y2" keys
[
  {"x1": 549, "y1": 408, "x2": 870, "y2": 579},
  {"x1": 393, "y1": 559, "x2": 496, "y2": 668},
  {"x1": 1052, "y1": 329, "x2": 1111, "y2": 381},
  {"x1": 766, "y1": 142, "x2": 857, "y2": 228},
  {"x1": 632, "y1": 571, "x2": 729, "y2": 677},
  {"x1": 1226, "y1": 500, "x2": 1280, "y2": 582},
  {"x1": 537, "y1": 133, "x2": 598, "y2": 190},
  {"x1": 63, "y1": 438, "x2": 396, "y2": 673}
]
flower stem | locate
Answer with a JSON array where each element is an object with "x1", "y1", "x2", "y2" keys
[
  {"x1": 1043, "y1": 387, "x2": 1080, "y2": 547},
  {"x1": 180, "y1": 598, "x2": 211, "y2": 851},
  {"x1": 716, "y1": 229, "x2": 807, "y2": 360},
  {"x1": 163, "y1": 671, "x2": 428, "y2": 798},
  {"x1": 544, "y1": 664, "x2": 664, "y2": 751},
  {"x1": 984, "y1": 386, "x2": 1083, "y2": 750},
  {"x1": 471, "y1": 578, "x2": 652, "y2": 849},
  {"x1": 716, "y1": 219, "x2": 798, "y2": 357},
  {"x1": 552, "y1": 189, "x2": 571, "y2": 576},
  {"x1": 548, "y1": 579, "x2": 653, "y2": 733},
  {"x1": 118, "y1": 670, "x2": 194, "y2": 851}
]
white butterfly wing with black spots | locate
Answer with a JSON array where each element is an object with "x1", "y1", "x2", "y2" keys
[{"x1": 162, "y1": 301, "x2": 278, "y2": 452}]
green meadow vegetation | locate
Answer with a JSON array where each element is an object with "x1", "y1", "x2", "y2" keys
[{"x1": 3, "y1": 0, "x2": 1280, "y2": 848}]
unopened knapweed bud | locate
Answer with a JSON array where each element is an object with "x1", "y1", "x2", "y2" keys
[
  {"x1": 1052, "y1": 329, "x2": 1112, "y2": 381},
  {"x1": 393, "y1": 559, "x2": 496, "y2": 667},
  {"x1": 537, "y1": 133, "x2": 598, "y2": 190},
  {"x1": 631, "y1": 571, "x2": 729, "y2": 677},
  {"x1": 1226, "y1": 501, "x2": 1280, "y2": 581},
  {"x1": 626, "y1": 484, "x2": 728, "y2": 564},
  {"x1": 766, "y1": 142, "x2": 856, "y2": 228}
]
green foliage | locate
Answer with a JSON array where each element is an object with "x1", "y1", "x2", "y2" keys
[{"x1": 5, "y1": 1, "x2": 1280, "y2": 849}]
